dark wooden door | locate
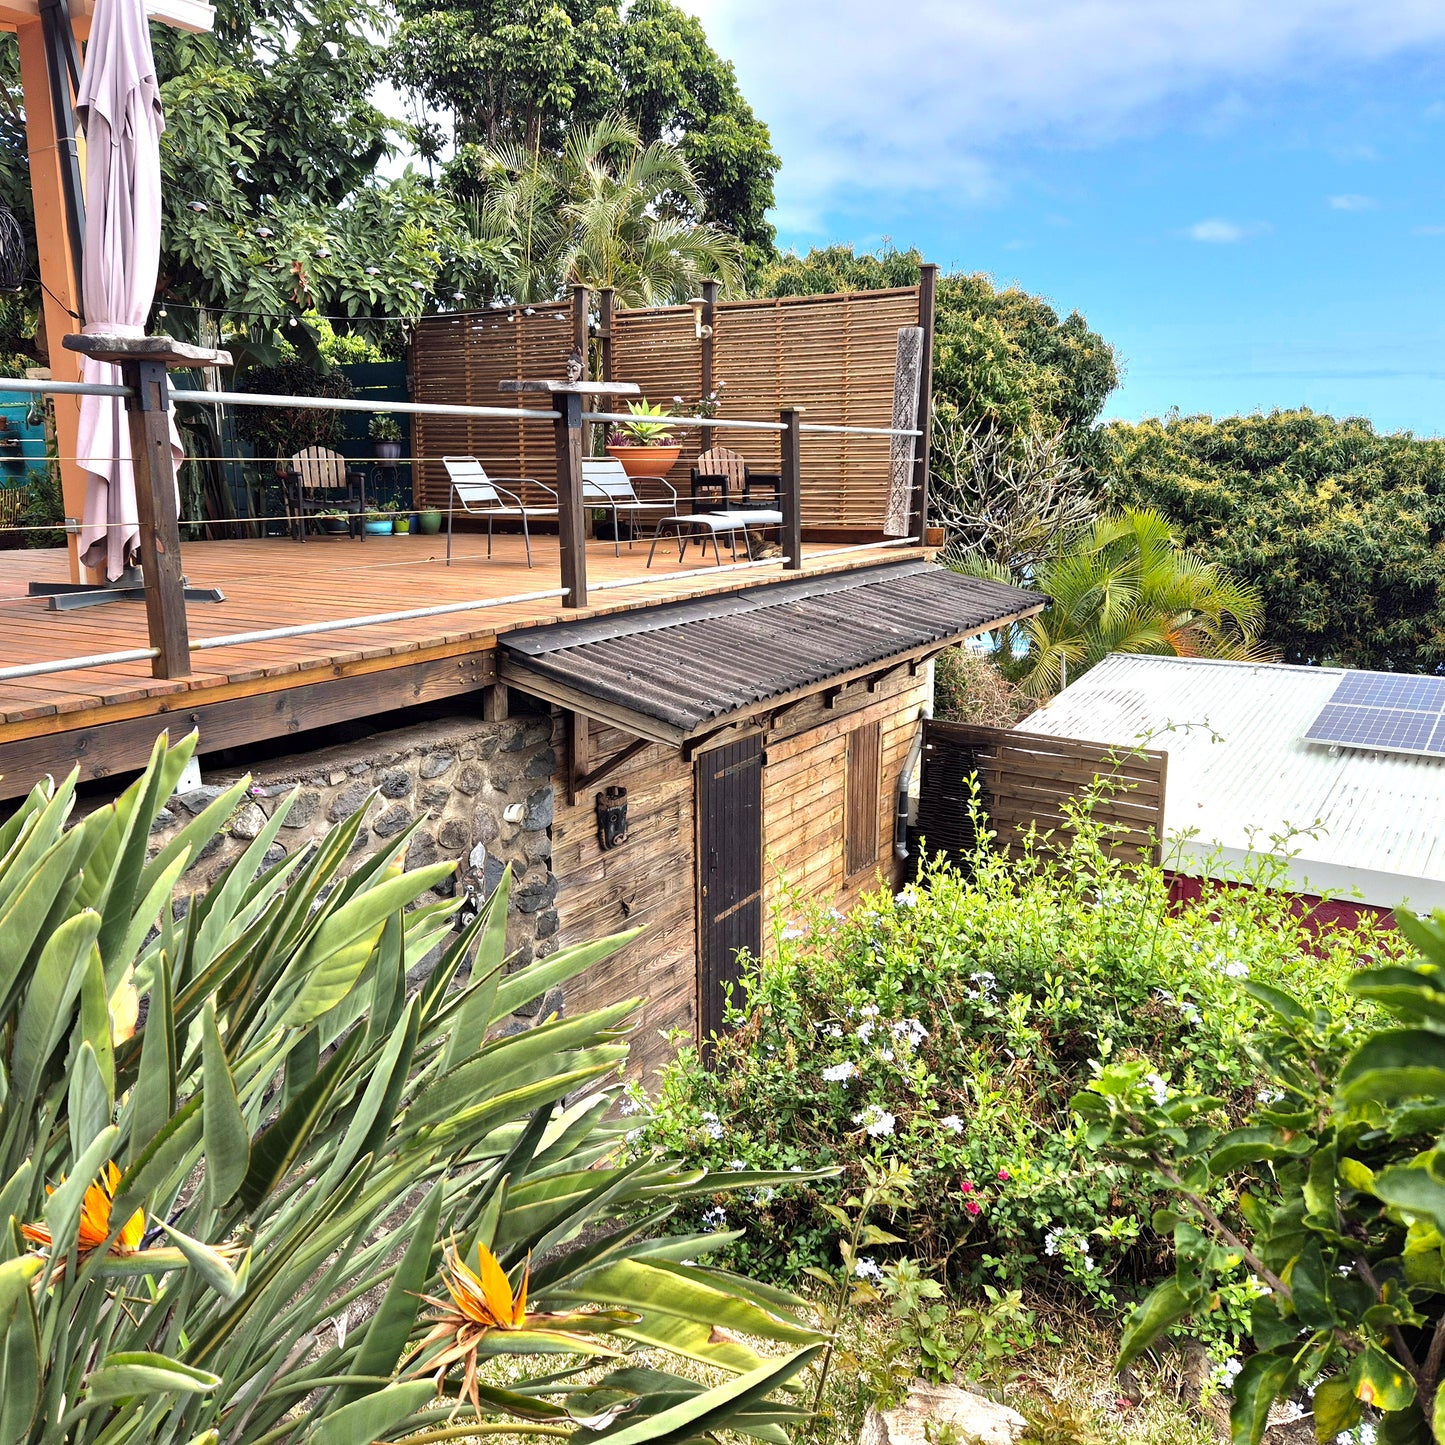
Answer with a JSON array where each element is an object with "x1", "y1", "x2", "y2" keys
[{"x1": 696, "y1": 735, "x2": 764, "y2": 1042}]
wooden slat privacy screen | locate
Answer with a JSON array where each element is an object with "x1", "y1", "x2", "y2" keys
[
  {"x1": 410, "y1": 311, "x2": 574, "y2": 509},
  {"x1": 612, "y1": 289, "x2": 920, "y2": 530},
  {"x1": 408, "y1": 287, "x2": 921, "y2": 528},
  {"x1": 914, "y1": 720, "x2": 1168, "y2": 868}
]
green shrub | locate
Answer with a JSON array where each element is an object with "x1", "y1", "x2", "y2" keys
[
  {"x1": 631, "y1": 804, "x2": 1398, "y2": 1317},
  {"x1": 0, "y1": 734, "x2": 822, "y2": 1444},
  {"x1": 1078, "y1": 910, "x2": 1445, "y2": 1445}
]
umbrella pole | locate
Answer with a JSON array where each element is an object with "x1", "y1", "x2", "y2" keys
[{"x1": 61, "y1": 333, "x2": 231, "y2": 678}]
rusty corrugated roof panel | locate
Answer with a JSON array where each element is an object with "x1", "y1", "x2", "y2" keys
[{"x1": 501, "y1": 562, "x2": 1042, "y2": 741}]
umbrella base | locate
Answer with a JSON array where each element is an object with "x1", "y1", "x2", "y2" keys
[{"x1": 29, "y1": 566, "x2": 225, "y2": 612}]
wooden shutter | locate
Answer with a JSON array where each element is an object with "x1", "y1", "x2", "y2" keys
[{"x1": 845, "y1": 721, "x2": 882, "y2": 877}]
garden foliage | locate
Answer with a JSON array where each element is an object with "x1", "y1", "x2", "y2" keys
[
  {"x1": 0, "y1": 734, "x2": 821, "y2": 1444},
  {"x1": 1080, "y1": 910, "x2": 1445, "y2": 1445},
  {"x1": 632, "y1": 805, "x2": 1398, "y2": 1324}
]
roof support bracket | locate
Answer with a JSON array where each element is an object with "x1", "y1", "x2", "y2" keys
[{"x1": 568, "y1": 711, "x2": 651, "y2": 806}]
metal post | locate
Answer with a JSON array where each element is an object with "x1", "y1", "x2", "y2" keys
[
  {"x1": 780, "y1": 406, "x2": 803, "y2": 571},
  {"x1": 911, "y1": 263, "x2": 938, "y2": 544},
  {"x1": 598, "y1": 288, "x2": 615, "y2": 385},
  {"x1": 700, "y1": 277, "x2": 718, "y2": 453},
  {"x1": 553, "y1": 389, "x2": 587, "y2": 608},
  {"x1": 123, "y1": 356, "x2": 190, "y2": 676}
]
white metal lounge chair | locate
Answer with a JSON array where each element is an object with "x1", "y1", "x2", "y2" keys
[
  {"x1": 442, "y1": 456, "x2": 558, "y2": 568},
  {"x1": 581, "y1": 457, "x2": 678, "y2": 555}
]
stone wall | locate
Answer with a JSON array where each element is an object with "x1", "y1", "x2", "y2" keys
[{"x1": 151, "y1": 710, "x2": 562, "y2": 978}]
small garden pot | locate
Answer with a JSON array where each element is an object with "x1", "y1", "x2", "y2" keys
[
  {"x1": 607, "y1": 444, "x2": 681, "y2": 480},
  {"x1": 924, "y1": 526, "x2": 946, "y2": 547},
  {"x1": 363, "y1": 518, "x2": 393, "y2": 535},
  {"x1": 374, "y1": 441, "x2": 403, "y2": 461},
  {"x1": 319, "y1": 516, "x2": 350, "y2": 536},
  {"x1": 393, "y1": 516, "x2": 412, "y2": 534},
  {"x1": 417, "y1": 509, "x2": 443, "y2": 535}
]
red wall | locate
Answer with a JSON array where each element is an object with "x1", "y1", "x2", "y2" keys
[{"x1": 1166, "y1": 872, "x2": 1393, "y2": 933}]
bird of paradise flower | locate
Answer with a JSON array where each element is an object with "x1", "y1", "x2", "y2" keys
[
  {"x1": 22, "y1": 1162, "x2": 144, "y2": 1256},
  {"x1": 407, "y1": 1241, "x2": 637, "y2": 1419}
]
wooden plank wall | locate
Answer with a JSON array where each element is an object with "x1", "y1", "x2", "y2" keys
[
  {"x1": 406, "y1": 288, "x2": 920, "y2": 531},
  {"x1": 612, "y1": 289, "x2": 920, "y2": 531},
  {"x1": 918, "y1": 720, "x2": 1168, "y2": 865},
  {"x1": 762, "y1": 671, "x2": 929, "y2": 922},
  {"x1": 409, "y1": 310, "x2": 574, "y2": 509},
  {"x1": 551, "y1": 715, "x2": 697, "y2": 1085}
]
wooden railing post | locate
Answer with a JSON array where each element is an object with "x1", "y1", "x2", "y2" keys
[
  {"x1": 598, "y1": 287, "x2": 615, "y2": 384},
  {"x1": 780, "y1": 405, "x2": 803, "y2": 571},
  {"x1": 911, "y1": 262, "x2": 939, "y2": 543},
  {"x1": 63, "y1": 333, "x2": 232, "y2": 679},
  {"x1": 700, "y1": 277, "x2": 718, "y2": 453},
  {"x1": 499, "y1": 376, "x2": 640, "y2": 611}
]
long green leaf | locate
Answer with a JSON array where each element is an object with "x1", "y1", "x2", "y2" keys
[
  {"x1": 308, "y1": 1380, "x2": 437, "y2": 1445},
  {"x1": 83, "y1": 1351, "x2": 221, "y2": 1404},
  {"x1": 201, "y1": 1001, "x2": 250, "y2": 1208},
  {"x1": 440, "y1": 867, "x2": 512, "y2": 1072},
  {"x1": 493, "y1": 930, "x2": 642, "y2": 1021},
  {"x1": 11, "y1": 911, "x2": 101, "y2": 1104}
]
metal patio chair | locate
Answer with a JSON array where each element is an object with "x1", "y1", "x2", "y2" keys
[
  {"x1": 442, "y1": 456, "x2": 558, "y2": 567},
  {"x1": 285, "y1": 445, "x2": 366, "y2": 541},
  {"x1": 581, "y1": 457, "x2": 678, "y2": 555}
]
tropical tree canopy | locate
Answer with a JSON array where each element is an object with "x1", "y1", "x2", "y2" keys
[
  {"x1": 392, "y1": 0, "x2": 778, "y2": 256},
  {"x1": 461, "y1": 114, "x2": 744, "y2": 305},
  {"x1": 970, "y1": 508, "x2": 1266, "y2": 698},
  {"x1": 1105, "y1": 408, "x2": 1445, "y2": 672}
]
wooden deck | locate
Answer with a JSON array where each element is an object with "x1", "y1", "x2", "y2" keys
[{"x1": 0, "y1": 531, "x2": 925, "y2": 794}]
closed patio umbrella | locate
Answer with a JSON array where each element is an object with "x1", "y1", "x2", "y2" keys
[{"x1": 74, "y1": 0, "x2": 182, "y2": 582}]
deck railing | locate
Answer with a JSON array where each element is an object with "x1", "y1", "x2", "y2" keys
[{"x1": 1, "y1": 355, "x2": 930, "y2": 685}]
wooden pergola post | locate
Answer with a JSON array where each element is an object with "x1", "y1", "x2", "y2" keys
[
  {"x1": 64, "y1": 332, "x2": 231, "y2": 677},
  {"x1": 780, "y1": 406, "x2": 802, "y2": 571},
  {"x1": 699, "y1": 277, "x2": 718, "y2": 453}
]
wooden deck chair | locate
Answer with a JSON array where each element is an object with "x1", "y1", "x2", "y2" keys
[
  {"x1": 581, "y1": 457, "x2": 678, "y2": 555},
  {"x1": 692, "y1": 446, "x2": 749, "y2": 503},
  {"x1": 442, "y1": 456, "x2": 558, "y2": 568},
  {"x1": 286, "y1": 445, "x2": 365, "y2": 541}
]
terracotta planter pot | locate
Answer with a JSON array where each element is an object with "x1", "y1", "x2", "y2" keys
[
  {"x1": 924, "y1": 526, "x2": 946, "y2": 547},
  {"x1": 607, "y1": 444, "x2": 681, "y2": 479}
]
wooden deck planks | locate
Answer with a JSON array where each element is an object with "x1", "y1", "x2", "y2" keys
[{"x1": 0, "y1": 533, "x2": 927, "y2": 737}]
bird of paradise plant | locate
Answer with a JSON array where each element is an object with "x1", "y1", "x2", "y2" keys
[{"x1": 22, "y1": 1163, "x2": 144, "y2": 1256}]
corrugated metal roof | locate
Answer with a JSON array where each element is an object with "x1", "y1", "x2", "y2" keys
[
  {"x1": 502, "y1": 562, "x2": 1042, "y2": 743},
  {"x1": 1015, "y1": 653, "x2": 1445, "y2": 912}
]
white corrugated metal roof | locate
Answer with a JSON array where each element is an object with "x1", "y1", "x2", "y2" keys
[{"x1": 1014, "y1": 654, "x2": 1445, "y2": 912}]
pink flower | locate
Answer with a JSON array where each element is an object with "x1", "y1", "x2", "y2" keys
[
  {"x1": 960, "y1": 1181, "x2": 975, "y2": 1194},
  {"x1": 965, "y1": 1201, "x2": 982, "y2": 1216},
  {"x1": 997, "y1": 1169, "x2": 1011, "y2": 1181}
]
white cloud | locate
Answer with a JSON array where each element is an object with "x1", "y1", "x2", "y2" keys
[
  {"x1": 1329, "y1": 193, "x2": 1378, "y2": 210},
  {"x1": 1184, "y1": 219, "x2": 1269, "y2": 243},
  {"x1": 681, "y1": 0, "x2": 1445, "y2": 229}
]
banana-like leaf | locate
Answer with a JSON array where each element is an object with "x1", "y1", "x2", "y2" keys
[
  {"x1": 201, "y1": 1001, "x2": 250, "y2": 1208},
  {"x1": 155, "y1": 1221, "x2": 246, "y2": 1300},
  {"x1": 11, "y1": 912, "x2": 100, "y2": 1106},
  {"x1": 67, "y1": 1042, "x2": 111, "y2": 1162},
  {"x1": 82, "y1": 1352, "x2": 221, "y2": 1405},
  {"x1": 439, "y1": 867, "x2": 512, "y2": 1074},
  {"x1": 129, "y1": 942, "x2": 177, "y2": 1161},
  {"x1": 307, "y1": 1381, "x2": 438, "y2": 1445},
  {"x1": 0, "y1": 1283, "x2": 41, "y2": 1441},
  {"x1": 493, "y1": 930, "x2": 643, "y2": 1021}
]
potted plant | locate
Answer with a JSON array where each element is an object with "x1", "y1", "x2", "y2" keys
[
  {"x1": 417, "y1": 507, "x2": 444, "y2": 535},
  {"x1": 363, "y1": 508, "x2": 393, "y2": 536},
  {"x1": 369, "y1": 412, "x2": 404, "y2": 460},
  {"x1": 605, "y1": 400, "x2": 681, "y2": 479},
  {"x1": 393, "y1": 502, "x2": 412, "y2": 535},
  {"x1": 316, "y1": 508, "x2": 350, "y2": 536}
]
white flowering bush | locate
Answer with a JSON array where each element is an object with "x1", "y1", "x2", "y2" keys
[{"x1": 632, "y1": 809, "x2": 1401, "y2": 1325}]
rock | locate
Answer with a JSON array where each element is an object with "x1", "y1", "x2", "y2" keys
[
  {"x1": 422, "y1": 783, "x2": 451, "y2": 810},
  {"x1": 456, "y1": 764, "x2": 485, "y2": 796},
  {"x1": 379, "y1": 769, "x2": 413, "y2": 799},
  {"x1": 438, "y1": 818, "x2": 470, "y2": 852},
  {"x1": 372, "y1": 804, "x2": 413, "y2": 839},
  {"x1": 174, "y1": 784, "x2": 228, "y2": 815},
  {"x1": 476, "y1": 735, "x2": 501, "y2": 761},
  {"x1": 406, "y1": 832, "x2": 438, "y2": 870},
  {"x1": 535, "y1": 908, "x2": 559, "y2": 940},
  {"x1": 419, "y1": 751, "x2": 456, "y2": 780},
  {"x1": 523, "y1": 786, "x2": 554, "y2": 831},
  {"x1": 262, "y1": 842, "x2": 288, "y2": 867},
  {"x1": 524, "y1": 748, "x2": 557, "y2": 778},
  {"x1": 328, "y1": 780, "x2": 374, "y2": 823},
  {"x1": 282, "y1": 790, "x2": 321, "y2": 829},
  {"x1": 514, "y1": 869, "x2": 557, "y2": 914},
  {"x1": 473, "y1": 804, "x2": 500, "y2": 845},
  {"x1": 150, "y1": 806, "x2": 176, "y2": 834},
  {"x1": 347, "y1": 762, "x2": 371, "y2": 777},
  {"x1": 860, "y1": 1386, "x2": 1026, "y2": 1445},
  {"x1": 230, "y1": 801, "x2": 269, "y2": 840}
]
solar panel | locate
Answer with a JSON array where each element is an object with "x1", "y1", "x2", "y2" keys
[{"x1": 1304, "y1": 670, "x2": 1445, "y2": 757}]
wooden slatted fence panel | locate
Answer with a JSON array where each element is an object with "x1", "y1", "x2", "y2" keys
[
  {"x1": 914, "y1": 720, "x2": 1168, "y2": 868},
  {"x1": 612, "y1": 289, "x2": 920, "y2": 530},
  {"x1": 409, "y1": 310, "x2": 574, "y2": 509}
]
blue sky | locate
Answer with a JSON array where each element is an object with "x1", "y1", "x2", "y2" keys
[{"x1": 684, "y1": 0, "x2": 1445, "y2": 436}]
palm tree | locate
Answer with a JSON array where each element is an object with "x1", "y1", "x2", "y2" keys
[
  {"x1": 966, "y1": 507, "x2": 1268, "y2": 698},
  {"x1": 466, "y1": 115, "x2": 744, "y2": 305}
]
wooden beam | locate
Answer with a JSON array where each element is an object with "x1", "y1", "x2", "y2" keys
[
  {"x1": 568, "y1": 708, "x2": 588, "y2": 806},
  {"x1": 911, "y1": 262, "x2": 938, "y2": 544},
  {"x1": 699, "y1": 276, "x2": 718, "y2": 452},
  {"x1": 482, "y1": 682, "x2": 508, "y2": 722},
  {"x1": 780, "y1": 405, "x2": 802, "y2": 571},
  {"x1": 16, "y1": 14, "x2": 84, "y2": 581},
  {"x1": 0, "y1": 650, "x2": 495, "y2": 798}
]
